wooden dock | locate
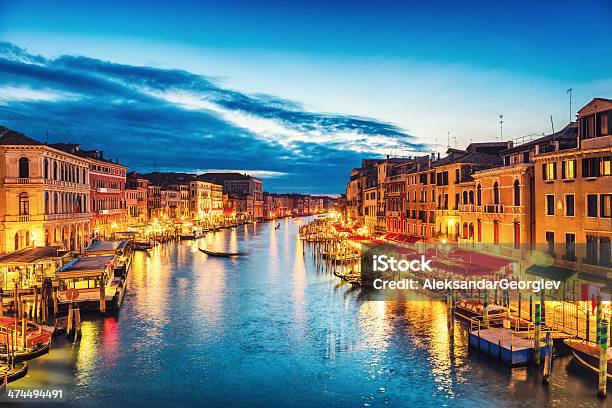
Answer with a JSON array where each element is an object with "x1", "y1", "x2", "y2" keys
[{"x1": 469, "y1": 327, "x2": 547, "y2": 367}]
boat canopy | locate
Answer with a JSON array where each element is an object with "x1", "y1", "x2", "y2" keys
[
  {"x1": 55, "y1": 255, "x2": 115, "y2": 279},
  {"x1": 525, "y1": 264, "x2": 576, "y2": 282},
  {"x1": 0, "y1": 246, "x2": 70, "y2": 266},
  {"x1": 84, "y1": 240, "x2": 129, "y2": 256}
]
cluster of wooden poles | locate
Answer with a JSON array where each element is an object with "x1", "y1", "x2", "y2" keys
[{"x1": 300, "y1": 221, "x2": 362, "y2": 284}]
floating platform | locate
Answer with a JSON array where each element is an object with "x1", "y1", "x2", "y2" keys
[{"x1": 469, "y1": 327, "x2": 547, "y2": 367}]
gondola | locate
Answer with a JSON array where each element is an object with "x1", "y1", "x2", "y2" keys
[
  {"x1": 275, "y1": 223, "x2": 281, "y2": 230},
  {"x1": 0, "y1": 362, "x2": 28, "y2": 386},
  {"x1": 564, "y1": 338, "x2": 612, "y2": 378},
  {"x1": 199, "y1": 248, "x2": 246, "y2": 257},
  {"x1": 0, "y1": 339, "x2": 51, "y2": 363}
]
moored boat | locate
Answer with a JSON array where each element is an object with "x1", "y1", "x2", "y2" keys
[
  {"x1": 198, "y1": 248, "x2": 245, "y2": 257},
  {"x1": 0, "y1": 362, "x2": 28, "y2": 385},
  {"x1": 564, "y1": 338, "x2": 612, "y2": 378},
  {"x1": 0, "y1": 316, "x2": 52, "y2": 362}
]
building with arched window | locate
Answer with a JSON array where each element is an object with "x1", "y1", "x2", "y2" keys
[{"x1": 0, "y1": 126, "x2": 91, "y2": 253}]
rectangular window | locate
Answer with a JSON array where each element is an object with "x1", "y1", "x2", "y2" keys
[
  {"x1": 600, "y1": 237, "x2": 611, "y2": 267},
  {"x1": 599, "y1": 111, "x2": 609, "y2": 136},
  {"x1": 601, "y1": 194, "x2": 612, "y2": 218},
  {"x1": 587, "y1": 194, "x2": 598, "y2": 217},
  {"x1": 602, "y1": 157, "x2": 611, "y2": 176},
  {"x1": 561, "y1": 160, "x2": 575, "y2": 179},
  {"x1": 565, "y1": 195, "x2": 574, "y2": 216},
  {"x1": 565, "y1": 233, "x2": 576, "y2": 261},
  {"x1": 543, "y1": 162, "x2": 556, "y2": 180},
  {"x1": 582, "y1": 158, "x2": 601, "y2": 177},
  {"x1": 546, "y1": 194, "x2": 555, "y2": 215},
  {"x1": 586, "y1": 235, "x2": 598, "y2": 264},
  {"x1": 545, "y1": 231, "x2": 555, "y2": 257}
]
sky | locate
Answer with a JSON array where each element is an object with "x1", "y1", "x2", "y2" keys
[{"x1": 0, "y1": 0, "x2": 611, "y2": 193}]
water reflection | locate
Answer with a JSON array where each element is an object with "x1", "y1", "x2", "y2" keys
[{"x1": 10, "y1": 218, "x2": 608, "y2": 408}]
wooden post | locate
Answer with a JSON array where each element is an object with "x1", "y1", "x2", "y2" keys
[
  {"x1": 597, "y1": 319, "x2": 609, "y2": 399},
  {"x1": 67, "y1": 302, "x2": 73, "y2": 340},
  {"x1": 99, "y1": 274, "x2": 106, "y2": 313},
  {"x1": 0, "y1": 287, "x2": 3, "y2": 317},
  {"x1": 586, "y1": 309, "x2": 590, "y2": 342},
  {"x1": 33, "y1": 285, "x2": 39, "y2": 319},
  {"x1": 53, "y1": 287, "x2": 58, "y2": 315},
  {"x1": 75, "y1": 307, "x2": 82, "y2": 339},
  {"x1": 543, "y1": 331, "x2": 553, "y2": 385},
  {"x1": 518, "y1": 291, "x2": 522, "y2": 319},
  {"x1": 21, "y1": 312, "x2": 26, "y2": 351},
  {"x1": 534, "y1": 303, "x2": 541, "y2": 365},
  {"x1": 529, "y1": 295, "x2": 533, "y2": 322},
  {"x1": 596, "y1": 295, "x2": 602, "y2": 346},
  {"x1": 483, "y1": 289, "x2": 489, "y2": 327},
  {"x1": 541, "y1": 288, "x2": 546, "y2": 325}
]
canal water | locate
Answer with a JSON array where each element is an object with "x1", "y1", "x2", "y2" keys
[{"x1": 14, "y1": 217, "x2": 608, "y2": 407}]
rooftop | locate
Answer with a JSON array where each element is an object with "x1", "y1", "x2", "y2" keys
[
  {"x1": 0, "y1": 125, "x2": 43, "y2": 146},
  {"x1": 0, "y1": 246, "x2": 69, "y2": 265}
]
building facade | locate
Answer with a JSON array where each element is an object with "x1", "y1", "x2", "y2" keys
[{"x1": 0, "y1": 127, "x2": 91, "y2": 253}]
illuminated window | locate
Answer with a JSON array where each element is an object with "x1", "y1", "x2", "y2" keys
[
  {"x1": 562, "y1": 160, "x2": 575, "y2": 179},
  {"x1": 602, "y1": 157, "x2": 611, "y2": 176},
  {"x1": 543, "y1": 162, "x2": 556, "y2": 180},
  {"x1": 601, "y1": 194, "x2": 612, "y2": 218},
  {"x1": 19, "y1": 192, "x2": 29, "y2": 215}
]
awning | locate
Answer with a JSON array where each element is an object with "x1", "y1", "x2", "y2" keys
[
  {"x1": 576, "y1": 271, "x2": 612, "y2": 293},
  {"x1": 384, "y1": 233, "x2": 421, "y2": 244},
  {"x1": 525, "y1": 264, "x2": 576, "y2": 281}
]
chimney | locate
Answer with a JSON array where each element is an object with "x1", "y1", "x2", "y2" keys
[{"x1": 437, "y1": 152, "x2": 441, "y2": 160}]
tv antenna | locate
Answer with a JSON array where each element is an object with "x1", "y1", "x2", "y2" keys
[
  {"x1": 566, "y1": 88, "x2": 573, "y2": 122},
  {"x1": 447, "y1": 131, "x2": 450, "y2": 150},
  {"x1": 499, "y1": 114, "x2": 504, "y2": 141},
  {"x1": 550, "y1": 115, "x2": 555, "y2": 134}
]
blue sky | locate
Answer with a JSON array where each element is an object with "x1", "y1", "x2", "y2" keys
[{"x1": 0, "y1": 0, "x2": 611, "y2": 193}]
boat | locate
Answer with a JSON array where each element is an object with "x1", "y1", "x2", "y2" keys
[
  {"x1": 198, "y1": 248, "x2": 246, "y2": 257},
  {"x1": 133, "y1": 240, "x2": 154, "y2": 251},
  {"x1": 454, "y1": 299, "x2": 507, "y2": 320},
  {"x1": 564, "y1": 338, "x2": 612, "y2": 378},
  {"x1": 275, "y1": 223, "x2": 281, "y2": 230},
  {"x1": 0, "y1": 362, "x2": 28, "y2": 385},
  {"x1": 0, "y1": 317, "x2": 53, "y2": 362}
]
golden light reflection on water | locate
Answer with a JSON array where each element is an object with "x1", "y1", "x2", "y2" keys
[{"x1": 291, "y1": 235, "x2": 306, "y2": 340}]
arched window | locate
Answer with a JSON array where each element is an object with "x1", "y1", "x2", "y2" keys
[
  {"x1": 44, "y1": 192, "x2": 49, "y2": 214},
  {"x1": 53, "y1": 161, "x2": 58, "y2": 180},
  {"x1": 469, "y1": 190, "x2": 474, "y2": 204},
  {"x1": 53, "y1": 192, "x2": 58, "y2": 214},
  {"x1": 493, "y1": 182, "x2": 500, "y2": 204},
  {"x1": 462, "y1": 191, "x2": 468, "y2": 205},
  {"x1": 513, "y1": 179, "x2": 520, "y2": 206},
  {"x1": 477, "y1": 184, "x2": 482, "y2": 206},
  {"x1": 44, "y1": 158, "x2": 49, "y2": 179},
  {"x1": 18, "y1": 157, "x2": 29, "y2": 178},
  {"x1": 19, "y1": 192, "x2": 29, "y2": 215},
  {"x1": 14, "y1": 233, "x2": 18, "y2": 250}
]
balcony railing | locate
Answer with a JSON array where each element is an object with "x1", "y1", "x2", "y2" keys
[
  {"x1": 458, "y1": 204, "x2": 475, "y2": 212},
  {"x1": 483, "y1": 204, "x2": 504, "y2": 213},
  {"x1": 505, "y1": 205, "x2": 524, "y2": 215}
]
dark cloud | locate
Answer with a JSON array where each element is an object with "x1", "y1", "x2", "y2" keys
[{"x1": 0, "y1": 42, "x2": 423, "y2": 193}]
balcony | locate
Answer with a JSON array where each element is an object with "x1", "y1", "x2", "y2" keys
[
  {"x1": 45, "y1": 212, "x2": 91, "y2": 221},
  {"x1": 98, "y1": 209, "x2": 125, "y2": 215},
  {"x1": 505, "y1": 205, "x2": 524, "y2": 215},
  {"x1": 483, "y1": 204, "x2": 504, "y2": 214},
  {"x1": 96, "y1": 187, "x2": 121, "y2": 194},
  {"x1": 458, "y1": 204, "x2": 475, "y2": 212}
]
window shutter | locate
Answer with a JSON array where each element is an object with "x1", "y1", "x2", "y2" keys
[{"x1": 542, "y1": 163, "x2": 547, "y2": 180}]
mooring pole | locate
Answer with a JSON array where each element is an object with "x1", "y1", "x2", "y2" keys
[
  {"x1": 543, "y1": 331, "x2": 553, "y2": 385},
  {"x1": 596, "y1": 295, "x2": 602, "y2": 346},
  {"x1": 483, "y1": 289, "x2": 489, "y2": 328},
  {"x1": 597, "y1": 319, "x2": 609, "y2": 399},
  {"x1": 534, "y1": 303, "x2": 541, "y2": 365},
  {"x1": 518, "y1": 291, "x2": 522, "y2": 319}
]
